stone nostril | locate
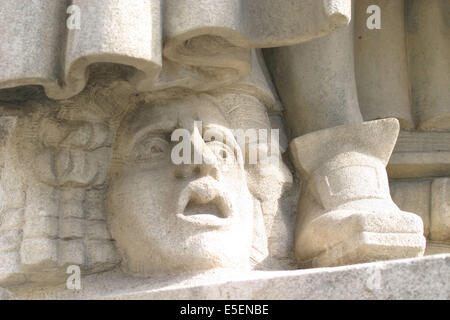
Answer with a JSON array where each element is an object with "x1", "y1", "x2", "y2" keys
[
  {"x1": 174, "y1": 164, "x2": 188, "y2": 179},
  {"x1": 175, "y1": 163, "x2": 202, "y2": 179},
  {"x1": 193, "y1": 166, "x2": 201, "y2": 176},
  {"x1": 212, "y1": 168, "x2": 220, "y2": 180},
  {"x1": 203, "y1": 164, "x2": 221, "y2": 181}
]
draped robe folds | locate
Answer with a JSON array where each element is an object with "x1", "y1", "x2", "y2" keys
[{"x1": 0, "y1": 0, "x2": 351, "y2": 99}]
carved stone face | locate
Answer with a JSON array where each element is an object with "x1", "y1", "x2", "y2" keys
[{"x1": 107, "y1": 96, "x2": 256, "y2": 276}]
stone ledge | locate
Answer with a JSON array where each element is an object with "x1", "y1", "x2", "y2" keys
[
  {"x1": 9, "y1": 254, "x2": 449, "y2": 300},
  {"x1": 388, "y1": 131, "x2": 450, "y2": 179}
]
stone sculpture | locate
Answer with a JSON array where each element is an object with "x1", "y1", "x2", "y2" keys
[
  {"x1": 290, "y1": 119, "x2": 425, "y2": 267},
  {"x1": 107, "y1": 92, "x2": 292, "y2": 276},
  {"x1": 0, "y1": 0, "x2": 448, "y2": 299},
  {"x1": 263, "y1": 0, "x2": 449, "y2": 266}
]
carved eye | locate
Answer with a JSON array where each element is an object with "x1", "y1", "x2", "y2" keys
[
  {"x1": 133, "y1": 135, "x2": 169, "y2": 161},
  {"x1": 203, "y1": 128, "x2": 224, "y2": 144},
  {"x1": 208, "y1": 141, "x2": 236, "y2": 165},
  {"x1": 203, "y1": 127, "x2": 239, "y2": 166}
]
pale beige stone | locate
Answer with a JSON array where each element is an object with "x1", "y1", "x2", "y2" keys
[
  {"x1": 0, "y1": 0, "x2": 351, "y2": 100},
  {"x1": 407, "y1": 0, "x2": 450, "y2": 130},
  {"x1": 107, "y1": 93, "x2": 291, "y2": 276},
  {"x1": 265, "y1": 0, "x2": 450, "y2": 131},
  {"x1": 59, "y1": 240, "x2": 85, "y2": 267},
  {"x1": 0, "y1": 0, "x2": 448, "y2": 300},
  {"x1": 390, "y1": 179, "x2": 450, "y2": 255},
  {"x1": 430, "y1": 179, "x2": 450, "y2": 242},
  {"x1": 0, "y1": 59, "x2": 294, "y2": 286},
  {"x1": 426, "y1": 242, "x2": 450, "y2": 256},
  {"x1": 388, "y1": 131, "x2": 450, "y2": 179},
  {"x1": 0, "y1": 95, "x2": 122, "y2": 284},
  {"x1": 354, "y1": 0, "x2": 414, "y2": 128},
  {"x1": 290, "y1": 119, "x2": 426, "y2": 267},
  {"x1": 390, "y1": 180, "x2": 431, "y2": 238},
  {"x1": 9, "y1": 255, "x2": 450, "y2": 300},
  {"x1": 0, "y1": 252, "x2": 24, "y2": 287},
  {"x1": 0, "y1": 287, "x2": 14, "y2": 300},
  {"x1": 264, "y1": 16, "x2": 362, "y2": 137}
]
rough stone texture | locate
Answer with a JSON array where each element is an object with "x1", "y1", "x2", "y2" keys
[
  {"x1": 407, "y1": 0, "x2": 450, "y2": 130},
  {"x1": 8, "y1": 255, "x2": 449, "y2": 300},
  {"x1": 263, "y1": 0, "x2": 450, "y2": 272},
  {"x1": 426, "y1": 242, "x2": 450, "y2": 256},
  {"x1": 0, "y1": 59, "x2": 296, "y2": 286},
  {"x1": 264, "y1": 0, "x2": 450, "y2": 131},
  {"x1": 431, "y1": 179, "x2": 450, "y2": 242},
  {"x1": 290, "y1": 119, "x2": 426, "y2": 267},
  {"x1": 0, "y1": 0, "x2": 351, "y2": 99},
  {"x1": 388, "y1": 131, "x2": 450, "y2": 179},
  {"x1": 354, "y1": 0, "x2": 413, "y2": 128},
  {"x1": 264, "y1": 14, "x2": 363, "y2": 137},
  {"x1": 0, "y1": 0, "x2": 448, "y2": 299},
  {"x1": 390, "y1": 180, "x2": 431, "y2": 238},
  {"x1": 0, "y1": 91, "x2": 123, "y2": 286},
  {"x1": 0, "y1": 287, "x2": 14, "y2": 300},
  {"x1": 106, "y1": 93, "x2": 292, "y2": 276},
  {"x1": 390, "y1": 178, "x2": 450, "y2": 241}
]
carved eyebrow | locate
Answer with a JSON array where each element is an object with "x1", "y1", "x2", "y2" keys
[{"x1": 126, "y1": 124, "x2": 175, "y2": 156}]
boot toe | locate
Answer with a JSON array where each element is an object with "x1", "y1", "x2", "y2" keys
[{"x1": 295, "y1": 203, "x2": 426, "y2": 267}]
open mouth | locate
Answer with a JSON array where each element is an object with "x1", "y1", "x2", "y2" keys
[
  {"x1": 183, "y1": 199, "x2": 227, "y2": 219},
  {"x1": 176, "y1": 180, "x2": 233, "y2": 228}
]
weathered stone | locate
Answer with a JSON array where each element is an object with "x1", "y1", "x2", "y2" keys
[
  {"x1": 290, "y1": 119, "x2": 425, "y2": 267},
  {"x1": 0, "y1": 0, "x2": 351, "y2": 99},
  {"x1": 354, "y1": 0, "x2": 414, "y2": 128},
  {"x1": 0, "y1": 0, "x2": 448, "y2": 300},
  {"x1": 407, "y1": 0, "x2": 450, "y2": 130},
  {"x1": 390, "y1": 180, "x2": 431, "y2": 238},
  {"x1": 388, "y1": 131, "x2": 450, "y2": 179},
  {"x1": 0, "y1": 287, "x2": 14, "y2": 300},
  {"x1": 10, "y1": 255, "x2": 449, "y2": 300},
  {"x1": 431, "y1": 179, "x2": 450, "y2": 242},
  {"x1": 107, "y1": 93, "x2": 291, "y2": 276},
  {"x1": 264, "y1": 16, "x2": 362, "y2": 137}
]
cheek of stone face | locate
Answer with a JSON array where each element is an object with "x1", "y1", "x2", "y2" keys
[
  {"x1": 108, "y1": 165, "x2": 189, "y2": 247},
  {"x1": 109, "y1": 167, "x2": 178, "y2": 218}
]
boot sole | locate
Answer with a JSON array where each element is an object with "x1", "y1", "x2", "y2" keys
[{"x1": 307, "y1": 232, "x2": 426, "y2": 268}]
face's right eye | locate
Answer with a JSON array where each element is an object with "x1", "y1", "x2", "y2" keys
[{"x1": 131, "y1": 135, "x2": 170, "y2": 162}]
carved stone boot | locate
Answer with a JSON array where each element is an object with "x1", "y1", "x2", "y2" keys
[{"x1": 290, "y1": 119, "x2": 426, "y2": 267}]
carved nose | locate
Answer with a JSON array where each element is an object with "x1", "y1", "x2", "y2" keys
[
  {"x1": 196, "y1": 157, "x2": 220, "y2": 180},
  {"x1": 174, "y1": 128, "x2": 221, "y2": 180},
  {"x1": 174, "y1": 153, "x2": 220, "y2": 180}
]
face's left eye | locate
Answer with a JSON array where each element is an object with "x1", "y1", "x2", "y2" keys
[
  {"x1": 206, "y1": 141, "x2": 238, "y2": 169},
  {"x1": 132, "y1": 135, "x2": 170, "y2": 162},
  {"x1": 203, "y1": 126, "x2": 241, "y2": 167}
]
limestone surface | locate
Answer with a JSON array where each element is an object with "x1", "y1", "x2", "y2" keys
[
  {"x1": 0, "y1": 0, "x2": 448, "y2": 299},
  {"x1": 0, "y1": 0, "x2": 351, "y2": 99},
  {"x1": 7, "y1": 255, "x2": 449, "y2": 300}
]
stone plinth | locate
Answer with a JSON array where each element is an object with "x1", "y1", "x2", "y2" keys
[{"x1": 7, "y1": 254, "x2": 449, "y2": 300}]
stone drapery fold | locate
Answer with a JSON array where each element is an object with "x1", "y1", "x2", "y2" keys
[{"x1": 0, "y1": 0, "x2": 351, "y2": 100}]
